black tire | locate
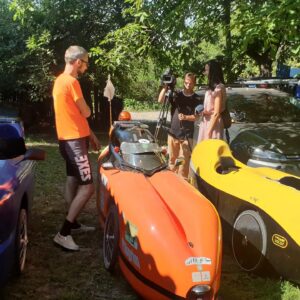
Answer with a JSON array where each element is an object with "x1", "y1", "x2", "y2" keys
[
  {"x1": 15, "y1": 208, "x2": 28, "y2": 275},
  {"x1": 232, "y1": 209, "x2": 267, "y2": 272},
  {"x1": 103, "y1": 204, "x2": 119, "y2": 272}
]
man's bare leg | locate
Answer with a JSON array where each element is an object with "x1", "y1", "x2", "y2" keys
[
  {"x1": 66, "y1": 183, "x2": 95, "y2": 222},
  {"x1": 64, "y1": 176, "x2": 95, "y2": 230},
  {"x1": 65, "y1": 176, "x2": 78, "y2": 211}
]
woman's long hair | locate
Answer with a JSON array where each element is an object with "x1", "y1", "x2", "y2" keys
[{"x1": 207, "y1": 59, "x2": 225, "y2": 91}]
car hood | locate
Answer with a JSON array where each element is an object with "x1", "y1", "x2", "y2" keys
[
  {"x1": 231, "y1": 122, "x2": 300, "y2": 155},
  {"x1": 100, "y1": 167, "x2": 222, "y2": 295}
]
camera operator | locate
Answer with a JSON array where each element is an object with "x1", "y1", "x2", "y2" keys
[{"x1": 158, "y1": 72, "x2": 202, "y2": 179}]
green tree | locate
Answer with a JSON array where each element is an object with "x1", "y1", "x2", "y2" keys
[
  {"x1": 232, "y1": 0, "x2": 300, "y2": 76},
  {"x1": 2, "y1": 0, "x2": 130, "y2": 126},
  {"x1": 0, "y1": 0, "x2": 28, "y2": 102},
  {"x1": 93, "y1": 0, "x2": 300, "y2": 82}
]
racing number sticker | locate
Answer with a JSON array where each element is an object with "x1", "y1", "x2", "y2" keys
[
  {"x1": 185, "y1": 257, "x2": 212, "y2": 266},
  {"x1": 272, "y1": 234, "x2": 288, "y2": 248}
]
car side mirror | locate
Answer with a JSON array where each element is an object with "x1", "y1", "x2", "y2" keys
[{"x1": 24, "y1": 148, "x2": 46, "y2": 161}]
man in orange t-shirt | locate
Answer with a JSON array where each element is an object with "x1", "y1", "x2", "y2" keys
[{"x1": 52, "y1": 45, "x2": 101, "y2": 251}]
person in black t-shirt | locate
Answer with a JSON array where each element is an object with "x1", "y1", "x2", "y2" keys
[{"x1": 158, "y1": 73, "x2": 202, "y2": 179}]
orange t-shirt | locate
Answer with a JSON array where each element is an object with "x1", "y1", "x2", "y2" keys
[{"x1": 53, "y1": 73, "x2": 90, "y2": 140}]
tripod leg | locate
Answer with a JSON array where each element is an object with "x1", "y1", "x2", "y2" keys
[{"x1": 155, "y1": 95, "x2": 170, "y2": 144}]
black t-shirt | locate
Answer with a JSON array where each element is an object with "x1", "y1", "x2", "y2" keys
[{"x1": 169, "y1": 90, "x2": 203, "y2": 140}]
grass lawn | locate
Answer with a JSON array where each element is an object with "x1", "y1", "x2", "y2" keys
[{"x1": 1, "y1": 131, "x2": 300, "y2": 300}]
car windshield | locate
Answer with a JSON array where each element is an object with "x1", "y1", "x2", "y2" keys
[
  {"x1": 120, "y1": 142, "x2": 166, "y2": 171},
  {"x1": 228, "y1": 92, "x2": 300, "y2": 123}
]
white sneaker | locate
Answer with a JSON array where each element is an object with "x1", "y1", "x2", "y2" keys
[
  {"x1": 72, "y1": 223, "x2": 95, "y2": 233},
  {"x1": 53, "y1": 233, "x2": 79, "y2": 251}
]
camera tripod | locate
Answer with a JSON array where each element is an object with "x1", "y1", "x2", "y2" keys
[{"x1": 154, "y1": 89, "x2": 173, "y2": 145}]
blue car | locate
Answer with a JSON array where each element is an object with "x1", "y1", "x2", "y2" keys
[{"x1": 0, "y1": 113, "x2": 45, "y2": 286}]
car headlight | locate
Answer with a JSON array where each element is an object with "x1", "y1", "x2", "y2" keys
[
  {"x1": 187, "y1": 285, "x2": 211, "y2": 300},
  {"x1": 252, "y1": 148, "x2": 288, "y2": 162}
]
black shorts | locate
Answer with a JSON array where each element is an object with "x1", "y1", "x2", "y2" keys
[{"x1": 59, "y1": 137, "x2": 93, "y2": 185}]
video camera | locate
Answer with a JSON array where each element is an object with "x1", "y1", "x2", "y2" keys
[{"x1": 161, "y1": 68, "x2": 176, "y2": 88}]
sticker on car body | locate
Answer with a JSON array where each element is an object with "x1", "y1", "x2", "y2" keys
[
  {"x1": 272, "y1": 234, "x2": 288, "y2": 248},
  {"x1": 192, "y1": 271, "x2": 211, "y2": 283},
  {"x1": 185, "y1": 257, "x2": 212, "y2": 266},
  {"x1": 138, "y1": 139, "x2": 150, "y2": 144},
  {"x1": 121, "y1": 238, "x2": 140, "y2": 269},
  {"x1": 125, "y1": 221, "x2": 138, "y2": 249}
]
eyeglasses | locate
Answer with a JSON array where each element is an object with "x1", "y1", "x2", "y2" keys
[{"x1": 80, "y1": 59, "x2": 89, "y2": 67}]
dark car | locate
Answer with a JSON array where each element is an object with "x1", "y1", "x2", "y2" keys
[
  {"x1": 0, "y1": 113, "x2": 45, "y2": 286},
  {"x1": 194, "y1": 88, "x2": 300, "y2": 176}
]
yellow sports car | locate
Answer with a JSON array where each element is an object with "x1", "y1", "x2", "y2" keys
[{"x1": 190, "y1": 139, "x2": 300, "y2": 283}]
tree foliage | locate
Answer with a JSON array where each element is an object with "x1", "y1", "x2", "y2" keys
[
  {"x1": 93, "y1": 0, "x2": 300, "y2": 81},
  {"x1": 232, "y1": 0, "x2": 300, "y2": 75},
  {"x1": 0, "y1": 0, "x2": 299, "y2": 127}
]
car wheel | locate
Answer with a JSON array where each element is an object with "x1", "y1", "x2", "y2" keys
[
  {"x1": 103, "y1": 204, "x2": 119, "y2": 272},
  {"x1": 15, "y1": 208, "x2": 28, "y2": 274},
  {"x1": 232, "y1": 210, "x2": 267, "y2": 272}
]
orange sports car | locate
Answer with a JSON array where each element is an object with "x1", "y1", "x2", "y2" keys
[{"x1": 96, "y1": 121, "x2": 222, "y2": 300}]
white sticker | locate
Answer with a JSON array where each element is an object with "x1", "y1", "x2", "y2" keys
[
  {"x1": 185, "y1": 257, "x2": 212, "y2": 266},
  {"x1": 192, "y1": 271, "x2": 211, "y2": 283},
  {"x1": 201, "y1": 271, "x2": 211, "y2": 282},
  {"x1": 121, "y1": 239, "x2": 140, "y2": 269},
  {"x1": 138, "y1": 139, "x2": 150, "y2": 144},
  {"x1": 192, "y1": 272, "x2": 202, "y2": 283}
]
